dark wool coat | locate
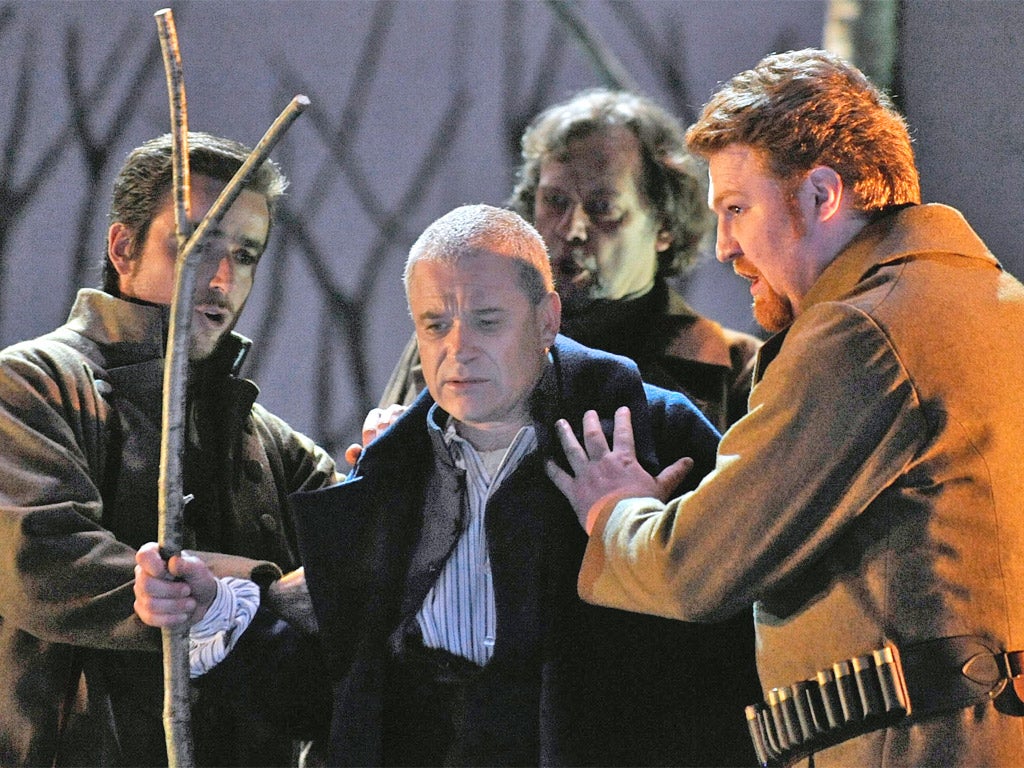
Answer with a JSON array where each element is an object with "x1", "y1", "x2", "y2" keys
[{"x1": 294, "y1": 336, "x2": 761, "y2": 767}]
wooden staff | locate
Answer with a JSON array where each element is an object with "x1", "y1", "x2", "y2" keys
[
  {"x1": 154, "y1": 9, "x2": 195, "y2": 767},
  {"x1": 153, "y1": 8, "x2": 309, "y2": 767}
]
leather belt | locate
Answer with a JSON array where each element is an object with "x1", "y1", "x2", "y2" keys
[
  {"x1": 394, "y1": 628, "x2": 483, "y2": 685},
  {"x1": 745, "y1": 635, "x2": 1024, "y2": 767}
]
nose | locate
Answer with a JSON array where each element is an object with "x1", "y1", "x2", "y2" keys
[
  {"x1": 715, "y1": 217, "x2": 740, "y2": 263},
  {"x1": 447, "y1": 320, "x2": 477, "y2": 362},
  {"x1": 564, "y1": 203, "x2": 589, "y2": 242},
  {"x1": 206, "y1": 254, "x2": 235, "y2": 294}
]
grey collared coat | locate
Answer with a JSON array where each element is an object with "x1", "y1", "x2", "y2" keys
[{"x1": 0, "y1": 290, "x2": 338, "y2": 767}]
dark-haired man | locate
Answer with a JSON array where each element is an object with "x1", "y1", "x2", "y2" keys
[{"x1": 0, "y1": 132, "x2": 338, "y2": 767}]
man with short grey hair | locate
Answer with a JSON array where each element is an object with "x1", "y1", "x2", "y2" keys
[{"x1": 136, "y1": 203, "x2": 759, "y2": 767}]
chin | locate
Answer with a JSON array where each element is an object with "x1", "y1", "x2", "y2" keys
[
  {"x1": 752, "y1": 299, "x2": 794, "y2": 334},
  {"x1": 188, "y1": 336, "x2": 222, "y2": 361}
]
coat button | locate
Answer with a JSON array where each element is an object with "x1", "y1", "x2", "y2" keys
[
  {"x1": 245, "y1": 459, "x2": 264, "y2": 482},
  {"x1": 260, "y1": 513, "x2": 278, "y2": 532}
]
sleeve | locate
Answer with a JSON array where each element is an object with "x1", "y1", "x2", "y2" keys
[
  {"x1": 0, "y1": 342, "x2": 156, "y2": 650},
  {"x1": 250, "y1": 402, "x2": 340, "y2": 493},
  {"x1": 579, "y1": 302, "x2": 929, "y2": 622},
  {"x1": 189, "y1": 577, "x2": 260, "y2": 677}
]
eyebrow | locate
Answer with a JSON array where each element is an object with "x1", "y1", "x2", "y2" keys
[
  {"x1": 709, "y1": 188, "x2": 736, "y2": 210},
  {"x1": 192, "y1": 224, "x2": 266, "y2": 253},
  {"x1": 416, "y1": 306, "x2": 506, "y2": 320},
  {"x1": 472, "y1": 307, "x2": 506, "y2": 319}
]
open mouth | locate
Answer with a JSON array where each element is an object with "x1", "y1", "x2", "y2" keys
[
  {"x1": 557, "y1": 249, "x2": 598, "y2": 287},
  {"x1": 195, "y1": 305, "x2": 229, "y2": 326}
]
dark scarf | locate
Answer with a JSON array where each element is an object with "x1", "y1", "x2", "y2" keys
[{"x1": 559, "y1": 280, "x2": 669, "y2": 359}]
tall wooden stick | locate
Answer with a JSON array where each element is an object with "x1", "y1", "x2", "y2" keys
[
  {"x1": 154, "y1": 9, "x2": 194, "y2": 768},
  {"x1": 153, "y1": 9, "x2": 308, "y2": 767}
]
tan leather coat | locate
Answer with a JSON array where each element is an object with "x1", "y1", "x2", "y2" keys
[{"x1": 580, "y1": 205, "x2": 1024, "y2": 766}]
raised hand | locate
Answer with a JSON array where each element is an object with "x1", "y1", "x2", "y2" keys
[
  {"x1": 344, "y1": 403, "x2": 409, "y2": 466},
  {"x1": 545, "y1": 406, "x2": 693, "y2": 533}
]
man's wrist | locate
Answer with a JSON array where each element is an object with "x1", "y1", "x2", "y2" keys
[
  {"x1": 585, "y1": 492, "x2": 632, "y2": 536},
  {"x1": 188, "y1": 577, "x2": 260, "y2": 677}
]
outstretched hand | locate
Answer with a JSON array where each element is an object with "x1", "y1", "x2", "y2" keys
[
  {"x1": 133, "y1": 541, "x2": 218, "y2": 629},
  {"x1": 545, "y1": 406, "x2": 693, "y2": 534}
]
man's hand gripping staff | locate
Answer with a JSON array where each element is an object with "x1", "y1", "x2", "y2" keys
[{"x1": 152, "y1": 8, "x2": 308, "y2": 767}]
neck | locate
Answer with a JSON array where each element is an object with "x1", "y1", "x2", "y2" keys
[
  {"x1": 560, "y1": 281, "x2": 664, "y2": 353},
  {"x1": 454, "y1": 420, "x2": 523, "y2": 452},
  {"x1": 792, "y1": 212, "x2": 871, "y2": 317}
]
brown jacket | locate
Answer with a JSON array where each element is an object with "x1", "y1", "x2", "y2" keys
[
  {"x1": 580, "y1": 205, "x2": 1024, "y2": 766},
  {"x1": 0, "y1": 290, "x2": 338, "y2": 766}
]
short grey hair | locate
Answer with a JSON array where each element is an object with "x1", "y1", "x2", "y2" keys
[{"x1": 403, "y1": 204, "x2": 553, "y2": 305}]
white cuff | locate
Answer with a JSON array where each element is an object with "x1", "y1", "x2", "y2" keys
[{"x1": 188, "y1": 577, "x2": 260, "y2": 677}]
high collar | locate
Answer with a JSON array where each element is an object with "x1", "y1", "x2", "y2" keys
[
  {"x1": 65, "y1": 288, "x2": 251, "y2": 376},
  {"x1": 753, "y1": 204, "x2": 996, "y2": 384},
  {"x1": 559, "y1": 280, "x2": 737, "y2": 369},
  {"x1": 801, "y1": 203, "x2": 997, "y2": 314}
]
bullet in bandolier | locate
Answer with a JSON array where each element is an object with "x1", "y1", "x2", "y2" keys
[
  {"x1": 745, "y1": 705, "x2": 772, "y2": 767},
  {"x1": 776, "y1": 685, "x2": 805, "y2": 746},
  {"x1": 788, "y1": 680, "x2": 820, "y2": 740},
  {"x1": 832, "y1": 660, "x2": 864, "y2": 723},
  {"x1": 852, "y1": 654, "x2": 886, "y2": 717},
  {"x1": 767, "y1": 688, "x2": 791, "y2": 751},
  {"x1": 816, "y1": 667, "x2": 844, "y2": 729},
  {"x1": 873, "y1": 646, "x2": 911, "y2": 714}
]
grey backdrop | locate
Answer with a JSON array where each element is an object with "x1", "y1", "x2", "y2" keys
[{"x1": 2, "y1": 0, "x2": 1021, "y2": 459}]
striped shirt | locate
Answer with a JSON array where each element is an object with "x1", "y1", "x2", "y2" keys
[{"x1": 414, "y1": 413, "x2": 537, "y2": 666}]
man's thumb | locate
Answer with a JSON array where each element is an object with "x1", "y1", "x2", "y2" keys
[{"x1": 656, "y1": 456, "x2": 694, "y2": 501}]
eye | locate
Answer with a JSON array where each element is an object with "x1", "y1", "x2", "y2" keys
[
  {"x1": 584, "y1": 199, "x2": 622, "y2": 224},
  {"x1": 233, "y1": 249, "x2": 260, "y2": 267},
  {"x1": 539, "y1": 191, "x2": 571, "y2": 214},
  {"x1": 421, "y1": 318, "x2": 450, "y2": 335},
  {"x1": 727, "y1": 205, "x2": 744, "y2": 216}
]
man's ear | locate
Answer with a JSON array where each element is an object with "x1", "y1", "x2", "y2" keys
[
  {"x1": 655, "y1": 224, "x2": 674, "y2": 253},
  {"x1": 539, "y1": 290, "x2": 561, "y2": 347},
  {"x1": 107, "y1": 222, "x2": 135, "y2": 277},
  {"x1": 805, "y1": 166, "x2": 844, "y2": 222}
]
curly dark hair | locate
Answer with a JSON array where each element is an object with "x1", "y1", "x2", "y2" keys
[
  {"x1": 508, "y1": 89, "x2": 713, "y2": 278},
  {"x1": 686, "y1": 49, "x2": 920, "y2": 212},
  {"x1": 101, "y1": 132, "x2": 288, "y2": 295}
]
